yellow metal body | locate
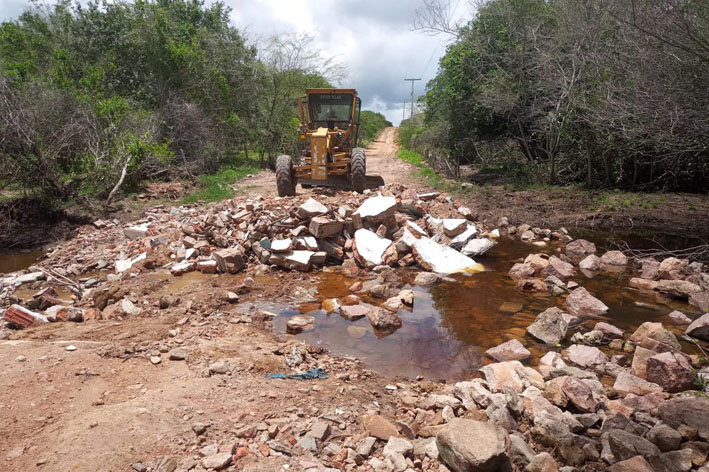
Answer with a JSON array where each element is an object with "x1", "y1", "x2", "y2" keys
[{"x1": 294, "y1": 89, "x2": 360, "y2": 181}]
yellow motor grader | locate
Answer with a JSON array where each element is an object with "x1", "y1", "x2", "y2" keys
[{"x1": 276, "y1": 88, "x2": 366, "y2": 196}]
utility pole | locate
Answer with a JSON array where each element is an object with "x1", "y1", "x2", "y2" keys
[
  {"x1": 402, "y1": 102, "x2": 406, "y2": 122},
  {"x1": 404, "y1": 78, "x2": 421, "y2": 122}
]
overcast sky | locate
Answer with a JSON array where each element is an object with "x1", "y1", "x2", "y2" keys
[{"x1": 0, "y1": 0, "x2": 473, "y2": 125}]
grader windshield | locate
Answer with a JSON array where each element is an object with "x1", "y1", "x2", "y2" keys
[{"x1": 308, "y1": 92, "x2": 355, "y2": 129}]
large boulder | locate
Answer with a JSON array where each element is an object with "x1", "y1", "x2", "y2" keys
[
  {"x1": 485, "y1": 339, "x2": 531, "y2": 362},
  {"x1": 646, "y1": 352, "x2": 696, "y2": 393},
  {"x1": 565, "y1": 287, "x2": 608, "y2": 317},
  {"x1": 603, "y1": 429, "x2": 661, "y2": 463},
  {"x1": 690, "y1": 292, "x2": 709, "y2": 312},
  {"x1": 551, "y1": 376, "x2": 599, "y2": 412},
  {"x1": 630, "y1": 322, "x2": 681, "y2": 353},
  {"x1": 436, "y1": 419, "x2": 510, "y2": 472},
  {"x1": 686, "y1": 313, "x2": 709, "y2": 341},
  {"x1": 526, "y1": 307, "x2": 569, "y2": 345},
  {"x1": 566, "y1": 239, "x2": 597, "y2": 264},
  {"x1": 657, "y1": 279, "x2": 702, "y2": 299},
  {"x1": 658, "y1": 257, "x2": 688, "y2": 280},
  {"x1": 658, "y1": 396, "x2": 709, "y2": 441}
]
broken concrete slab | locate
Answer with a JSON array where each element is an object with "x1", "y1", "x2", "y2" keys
[
  {"x1": 296, "y1": 198, "x2": 329, "y2": 219},
  {"x1": 412, "y1": 237, "x2": 483, "y2": 275},
  {"x1": 354, "y1": 195, "x2": 397, "y2": 223},
  {"x1": 461, "y1": 238, "x2": 496, "y2": 257},
  {"x1": 353, "y1": 229, "x2": 392, "y2": 266}
]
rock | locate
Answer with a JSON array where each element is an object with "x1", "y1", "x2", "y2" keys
[
  {"x1": 566, "y1": 239, "x2": 597, "y2": 263},
  {"x1": 657, "y1": 280, "x2": 701, "y2": 299},
  {"x1": 640, "y1": 258, "x2": 661, "y2": 280},
  {"x1": 485, "y1": 339, "x2": 531, "y2": 362},
  {"x1": 214, "y1": 247, "x2": 245, "y2": 274},
  {"x1": 461, "y1": 238, "x2": 496, "y2": 257},
  {"x1": 480, "y1": 360, "x2": 544, "y2": 393},
  {"x1": 355, "y1": 195, "x2": 396, "y2": 223},
  {"x1": 124, "y1": 223, "x2": 149, "y2": 240},
  {"x1": 613, "y1": 370, "x2": 663, "y2": 395},
  {"x1": 340, "y1": 304, "x2": 372, "y2": 321},
  {"x1": 309, "y1": 217, "x2": 343, "y2": 238},
  {"x1": 647, "y1": 449, "x2": 693, "y2": 472},
  {"x1": 367, "y1": 307, "x2": 402, "y2": 333},
  {"x1": 357, "y1": 437, "x2": 377, "y2": 458},
  {"x1": 419, "y1": 394, "x2": 463, "y2": 410},
  {"x1": 270, "y1": 238, "x2": 293, "y2": 253},
  {"x1": 600, "y1": 251, "x2": 628, "y2": 267},
  {"x1": 297, "y1": 436, "x2": 317, "y2": 452},
  {"x1": 630, "y1": 322, "x2": 681, "y2": 353},
  {"x1": 686, "y1": 312, "x2": 709, "y2": 341},
  {"x1": 297, "y1": 197, "x2": 329, "y2": 219},
  {"x1": 553, "y1": 376, "x2": 598, "y2": 412},
  {"x1": 604, "y1": 429, "x2": 661, "y2": 462},
  {"x1": 286, "y1": 315, "x2": 314, "y2": 334},
  {"x1": 565, "y1": 287, "x2": 608, "y2": 317},
  {"x1": 383, "y1": 437, "x2": 413, "y2": 459},
  {"x1": 321, "y1": 298, "x2": 340, "y2": 313},
  {"x1": 361, "y1": 415, "x2": 400, "y2": 440},
  {"x1": 579, "y1": 255, "x2": 601, "y2": 272},
  {"x1": 668, "y1": 310, "x2": 692, "y2": 325},
  {"x1": 201, "y1": 453, "x2": 232, "y2": 470},
  {"x1": 509, "y1": 434, "x2": 536, "y2": 468},
  {"x1": 436, "y1": 419, "x2": 510, "y2": 472},
  {"x1": 658, "y1": 257, "x2": 688, "y2": 280},
  {"x1": 690, "y1": 292, "x2": 709, "y2": 312},
  {"x1": 414, "y1": 272, "x2": 441, "y2": 286},
  {"x1": 595, "y1": 322, "x2": 623, "y2": 340},
  {"x1": 354, "y1": 229, "x2": 392, "y2": 266},
  {"x1": 567, "y1": 344, "x2": 608, "y2": 368},
  {"x1": 454, "y1": 379, "x2": 493, "y2": 409},
  {"x1": 413, "y1": 237, "x2": 483, "y2": 275},
  {"x1": 542, "y1": 256, "x2": 576, "y2": 281},
  {"x1": 413, "y1": 437, "x2": 439, "y2": 460},
  {"x1": 120, "y1": 299, "x2": 142, "y2": 316},
  {"x1": 646, "y1": 423, "x2": 682, "y2": 452},
  {"x1": 169, "y1": 348, "x2": 188, "y2": 361},
  {"x1": 630, "y1": 277, "x2": 660, "y2": 291},
  {"x1": 309, "y1": 420, "x2": 331, "y2": 441},
  {"x1": 646, "y1": 351, "x2": 696, "y2": 393},
  {"x1": 517, "y1": 278, "x2": 548, "y2": 292},
  {"x1": 538, "y1": 354, "x2": 566, "y2": 372},
  {"x1": 526, "y1": 307, "x2": 569, "y2": 345},
  {"x1": 606, "y1": 456, "x2": 654, "y2": 472},
  {"x1": 524, "y1": 452, "x2": 558, "y2": 472},
  {"x1": 443, "y1": 219, "x2": 468, "y2": 237},
  {"x1": 509, "y1": 263, "x2": 536, "y2": 280},
  {"x1": 632, "y1": 346, "x2": 657, "y2": 378},
  {"x1": 209, "y1": 362, "x2": 229, "y2": 375},
  {"x1": 658, "y1": 396, "x2": 709, "y2": 440}
]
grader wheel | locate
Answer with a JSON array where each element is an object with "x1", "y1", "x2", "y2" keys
[
  {"x1": 351, "y1": 148, "x2": 366, "y2": 193},
  {"x1": 276, "y1": 154, "x2": 296, "y2": 197}
]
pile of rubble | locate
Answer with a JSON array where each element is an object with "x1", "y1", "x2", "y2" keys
[{"x1": 1, "y1": 185, "x2": 502, "y2": 329}]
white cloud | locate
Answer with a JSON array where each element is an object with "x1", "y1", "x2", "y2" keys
[{"x1": 0, "y1": 0, "x2": 474, "y2": 125}]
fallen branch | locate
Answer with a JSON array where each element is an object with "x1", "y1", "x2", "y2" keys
[{"x1": 614, "y1": 240, "x2": 709, "y2": 263}]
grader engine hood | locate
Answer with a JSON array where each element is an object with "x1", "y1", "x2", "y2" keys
[{"x1": 310, "y1": 128, "x2": 330, "y2": 180}]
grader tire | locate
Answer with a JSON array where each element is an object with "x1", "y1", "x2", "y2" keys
[
  {"x1": 276, "y1": 154, "x2": 296, "y2": 197},
  {"x1": 351, "y1": 148, "x2": 366, "y2": 193}
]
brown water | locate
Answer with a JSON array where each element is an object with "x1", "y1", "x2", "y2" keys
[
  {"x1": 273, "y1": 236, "x2": 703, "y2": 381},
  {"x1": 0, "y1": 249, "x2": 44, "y2": 275}
]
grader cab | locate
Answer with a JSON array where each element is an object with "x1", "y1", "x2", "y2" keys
[{"x1": 276, "y1": 88, "x2": 366, "y2": 196}]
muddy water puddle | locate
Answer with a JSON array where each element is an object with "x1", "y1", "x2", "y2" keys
[
  {"x1": 274, "y1": 236, "x2": 703, "y2": 381},
  {"x1": 0, "y1": 249, "x2": 44, "y2": 274}
]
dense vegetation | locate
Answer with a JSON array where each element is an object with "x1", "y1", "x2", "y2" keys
[
  {"x1": 0, "y1": 0, "x2": 389, "y2": 206},
  {"x1": 407, "y1": 0, "x2": 709, "y2": 191}
]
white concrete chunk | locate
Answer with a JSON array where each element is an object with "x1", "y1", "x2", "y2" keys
[
  {"x1": 413, "y1": 237, "x2": 484, "y2": 275},
  {"x1": 461, "y1": 238, "x2": 496, "y2": 257},
  {"x1": 450, "y1": 224, "x2": 478, "y2": 248},
  {"x1": 355, "y1": 195, "x2": 396, "y2": 222},
  {"x1": 354, "y1": 229, "x2": 392, "y2": 266}
]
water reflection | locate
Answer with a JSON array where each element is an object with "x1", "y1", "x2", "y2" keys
[{"x1": 272, "y1": 235, "x2": 703, "y2": 381}]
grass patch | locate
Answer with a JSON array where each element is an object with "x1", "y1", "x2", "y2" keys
[
  {"x1": 589, "y1": 191, "x2": 666, "y2": 212},
  {"x1": 182, "y1": 166, "x2": 258, "y2": 204},
  {"x1": 398, "y1": 149, "x2": 426, "y2": 167}
]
